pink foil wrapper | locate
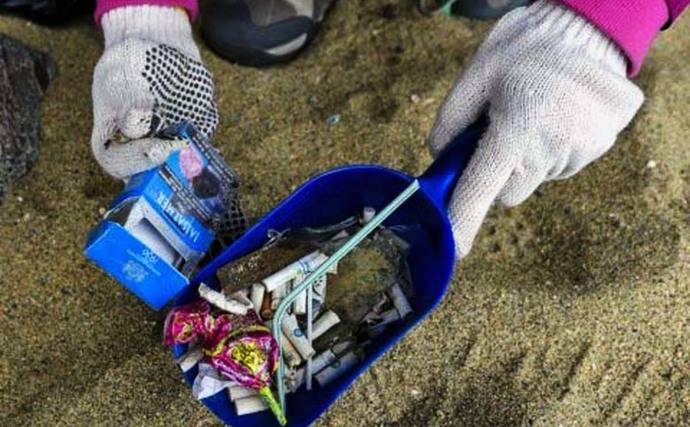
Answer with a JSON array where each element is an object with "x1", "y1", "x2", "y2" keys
[
  {"x1": 164, "y1": 300, "x2": 211, "y2": 346},
  {"x1": 165, "y1": 301, "x2": 280, "y2": 390},
  {"x1": 180, "y1": 145, "x2": 204, "y2": 180}
]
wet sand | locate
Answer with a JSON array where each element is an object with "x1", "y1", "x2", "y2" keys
[{"x1": 0, "y1": 1, "x2": 688, "y2": 425}]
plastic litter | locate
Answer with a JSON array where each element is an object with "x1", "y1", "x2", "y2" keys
[{"x1": 170, "y1": 120, "x2": 486, "y2": 426}]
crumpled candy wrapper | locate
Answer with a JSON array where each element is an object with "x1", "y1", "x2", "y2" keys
[
  {"x1": 165, "y1": 299, "x2": 286, "y2": 425},
  {"x1": 164, "y1": 300, "x2": 212, "y2": 345}
]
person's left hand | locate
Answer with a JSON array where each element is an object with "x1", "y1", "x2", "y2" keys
[{"x1": 91, "y1": 5, "x2": 219, "y2": 180}]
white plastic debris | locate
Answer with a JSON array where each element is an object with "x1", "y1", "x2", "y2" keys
[
  {"x1": 326, "y1": 114, "x2": 341, "y2": 125},
  {"x1": 228, "y1": 386, "x2": 258, "y2": 402},
  {"x1": 192, "y1": 363, "x2": 234, "y2": 400},
  {"x1": 235, "y1": 395, "x2": 268, "y2": 415},
  {"x1": 175, "y1": 346, "x2": 204, "y2": 373}
]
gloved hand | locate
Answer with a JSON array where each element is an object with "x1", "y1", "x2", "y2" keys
[
  {"x1": 428, "y1": 0, "x2": 644, "y2": 259},
  {"x1": 91, "y1": 5, "x2": 219, "y2": 179}
]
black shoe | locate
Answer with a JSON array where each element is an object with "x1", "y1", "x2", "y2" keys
[
  {"x1": 201, "y1": 0, "x2": 334, "y2": 67},
  {"x1": 417, "y1": 0, "x2": 528, "y2": 19},
  {"x1": 0, "y1": 0, "x2": 93, "y2": 24}
]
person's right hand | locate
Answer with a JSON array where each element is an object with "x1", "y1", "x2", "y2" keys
[
  {"x1": 427, "y1": 0, "x2": 644, "y2": 259},
  {"x1": 91, "y1": 5, "x2": 219, "y2": 179}
]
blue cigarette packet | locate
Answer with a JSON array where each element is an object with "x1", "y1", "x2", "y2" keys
[{"x1": 85, "y1": 122, "x2": 240, "y2": 310}]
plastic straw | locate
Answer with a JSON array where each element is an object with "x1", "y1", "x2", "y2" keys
[{"x1": 306, "y1": 280, "x2": 313, "y2": 390}]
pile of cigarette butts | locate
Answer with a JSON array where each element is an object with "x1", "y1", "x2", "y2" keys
[{"x1": 165, "y1": 207, "x2": 414, "y2": 423}]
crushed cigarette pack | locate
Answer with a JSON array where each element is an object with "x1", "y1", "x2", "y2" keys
[{"x1": 85, "y1": 122, "x2": 239, "y2": 309}]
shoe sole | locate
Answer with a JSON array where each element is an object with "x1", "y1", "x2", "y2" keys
[{"x1": 202, "y1": 23, "x2": 320, "y2": 67}]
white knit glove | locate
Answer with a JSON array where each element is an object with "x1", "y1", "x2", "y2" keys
[
  {"x1": 428, "y1": 0, "x2": 644, "y2": 259},
  {"x1": 91, "y1": 5, "x2": 219, "y2": 179}
]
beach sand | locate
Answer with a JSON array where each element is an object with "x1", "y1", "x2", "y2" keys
[{"x1": 0, "y1": 1, "x2": 688, "y2": 425}]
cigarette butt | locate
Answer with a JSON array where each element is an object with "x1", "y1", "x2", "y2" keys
[
  {"x1": 228, "y1": 386, "x2": 258, "y2": 401},
  {"x1": 315, "y1": 351, "x2": 359, "y2": 387},
  {"x1": 231, "y1": 290, "x2": 253, "y2": 309},
  {"x1": 314, "y1": 345, "x2": 345, "y2": 372},
  {"x1": 379, "y1": 308, "x2": 401, "y2": 324},
  {"x1": 285, "y1": 368, "x2": 299, "y2": 392},
  {"x1": 293, "y1": 271, "x2": 327, "y2": 315},
  {"x1": 367, "y1": 309, "x2": 401, "y2": 338},
  {"x1": 288, "y1": 369, "x2": 304, "y2": 392},
  {"x1": 281, "y1": 331, "x2": 303, "y2": 368},
  {"x1": 361, "y1": 294, "x2": 391, "y2": 325},
  {"x1": 234, "y1": 287, "x2": 250, "y2": 300},
  {"x1": 388, "y1": 283, "x2": 412, "y2": 318},
  {"x1": 373, "y1": 293, "x2": 391, "y2": 312},
  {"x1": 293, "y1": 282, "x2": 308, "y2": 315},
  {"x1": 270, "y1": 276, "x2": 289, "y2": 311},
  {"x1": 250, "y1": 283, "x2": 265, "y2": 316},
  {"x1": 326, "y1": 261, "x2": 338, "y2": 275},
  {"x1": 281, "y1": 314, "x2": 315, "y2": 359},
  {"x1": 263, "y1": 251, "x2": 327, "y2": 293},
  {"x1": 314, "y1": 275, "x2": 328, "y2": 297},
  {"x1": 271, "y1": 296, "x2": 283, "y2": 311},
  {"x1": 176, "y1": 346, "x2": 203, "y2": 373},
  {"x1": 293, "y1": 296, "x2": 307, "y2": 315},
  {"x1": 331, "y1": 230, "x2": 349, "y2": 241},
  {"x1": 312, "y1": 310, "x2": 340, "y2": 340},
  {"x1": 361, "y1": 307, "x2": 400, "y2": 337},
  {"x1": 382, "y1": 229, "x2": 411, "y2": 253},
  {"x1": 331, "y1": 340, "x2": 354, "y2": 356},
  {"x1": 235, "y1": 395, "x2": 268, "y2": 415},
  {"x1": 271, "y1": 279, "x2": 289, "y2": 299},
  {"x1": 290, "y1": 340, "x2": 354, "y2": 392},
  {"x1": 263, "y1": 267, "x2": 297, "y2": 294},
  {"x1": 260, "y1": 292, "x2": 273, "y2": 320},
  {"x1": 311, "y1": 275, "x2": 328, "y2": 315},
  {"x1": 303, "y1": 252, "x2": 328, "y2": 273},
  {"x1": 198, "y1": 283, "x2": 251, "y2": 315},
  {"x1": 292, "y1": 349, "x2": 336, "y2": 391},
  {"x1": 362, "y1": 206, "x2": 376, "y2": 224}
]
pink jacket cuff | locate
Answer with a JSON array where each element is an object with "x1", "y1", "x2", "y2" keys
[
  {"x1": 95, "y1": 0, "x2": 198, "y2": 25},
  {"x1": 558, "y1": 0, "x2": 690, "y2": 76},
  {"x1": 669, "y1": 0, "x2": 690, "y2": 20}
]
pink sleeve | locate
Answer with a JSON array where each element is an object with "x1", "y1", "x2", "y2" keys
[
  {"x1": 669, "y1": 0, "x2": 690, "y2": 20},
  {"x1": 558, "y1": 0, "x2": 689, "y2": 76},
  {"x1": 95, "y1": 0, "x2": 198, "y2": 24}
]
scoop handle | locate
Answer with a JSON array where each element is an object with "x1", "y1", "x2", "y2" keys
[{"x1": 418, "y1": 117, "x2": 487, "y2": 210}]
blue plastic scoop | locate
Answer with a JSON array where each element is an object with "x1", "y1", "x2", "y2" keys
[{"x1": 170, "y1": 120, "x2": 485, "y2": 426}]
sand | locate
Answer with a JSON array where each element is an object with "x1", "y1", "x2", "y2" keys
[{"x1": 0, "y1": 1, "x2": 688, "y2": 426}]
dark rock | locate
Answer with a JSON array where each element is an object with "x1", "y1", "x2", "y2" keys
[{"x1": 0, "y1": 34, "x2": 56, "y2": 203}]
